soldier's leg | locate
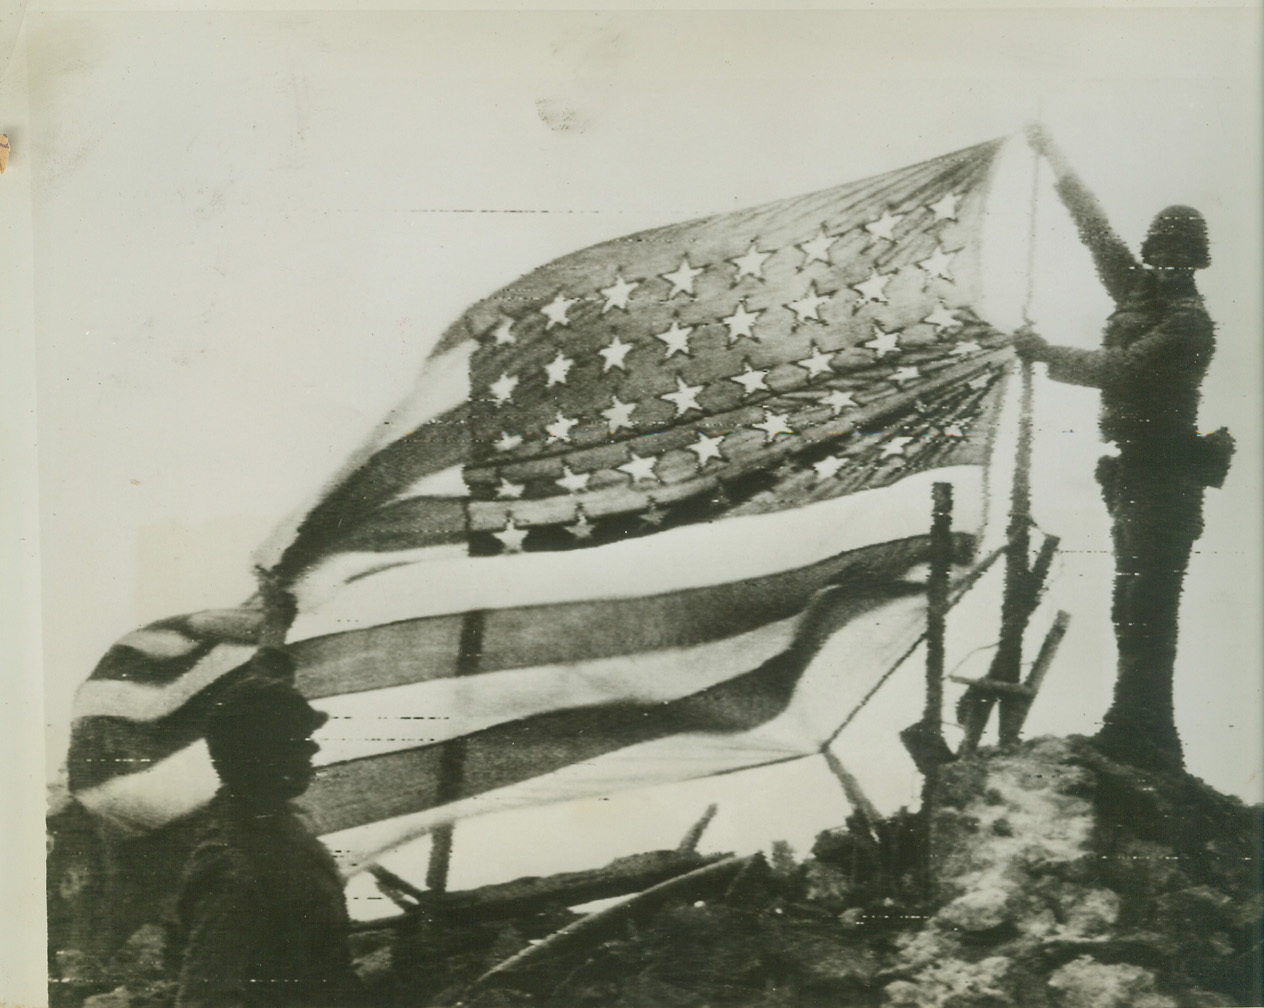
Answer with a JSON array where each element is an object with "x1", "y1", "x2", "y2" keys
[{"x1": 1097, "y1": 468, "x2": 1197, "y2": 769}]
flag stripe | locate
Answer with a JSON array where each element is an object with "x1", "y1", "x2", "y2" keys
[{"x1": 288, "y1": 465, "x2": 982, "y2": 638}]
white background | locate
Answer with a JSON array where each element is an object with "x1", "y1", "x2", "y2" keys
[{"x1": 3, "y1": 2, "x2": 1261, "y2": 1001}]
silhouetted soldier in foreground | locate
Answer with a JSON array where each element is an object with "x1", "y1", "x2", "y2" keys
[
  {"x1": 175, "y1": 649, "x2": 365, "y2": 1007},
  {"x1": 1015, "y1": 126, "x2": 1232, "y2": 772}
]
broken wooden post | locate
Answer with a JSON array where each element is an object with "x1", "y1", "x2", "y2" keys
[
  {"x1": 900, "y1": 482, "x2": 957, "y2": 776},
  {"x1": 677, "y1": 804, "x2": 719, "y2": 853}
]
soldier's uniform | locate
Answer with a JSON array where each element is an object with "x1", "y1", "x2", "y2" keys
[
  {"x1": 1024, "y1": 179, "x2": 1230, "y2": 769},
  {"x1": 175, "y1": 792, "x2": 363, "y2": 1008}
]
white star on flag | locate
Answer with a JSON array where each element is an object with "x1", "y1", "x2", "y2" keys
[
  {"x1": 929, "y1": 192, "x2": 959, "y2": 220},
  {"x1": 752, "y1": 410, "x2": 793, "y2": 443},
  {"x1": 495, "y1": 477, "x2": 525, "y2": 499},
  {"x1": 492, "y1": 316, "x2": 516, "y2": 345},
  {"x1": 566, "y1": 509, "x2": 595, "y2": 540},
  {"x1": 543, "y1": 352, "x2": 574, "y2": 387},
  {"x1": 797, "y1": 228, "x2": 836, "y2": 267},
  {"x1": 493, "y1": 518, "x2": 529, "y2": 553},
  {"x1": 688, "y1": 432, "x2": 725, "y2": 466},
  {"x1": 863, "y1": 326, "x2": 901, "y2": 357},
  {"x1": 660, "y1": 376, "x2": 704, "y2": 416},
  {"x1": 822, "y1": 389, "x2": 857, "y2": 415},
  {"x1": 661, "y1": 256, "x2": 705, "y2": 297},
  {"x1": 797, "y1": 344, "x2": 835, "y2": 379},
  {"x1": 730, "y1": 363, "x2": 769, "y2": 396},
  {"x1": 599, "y1": 274, "x2": 639, "y2": 313},
  {"x1": 654, "y1": 320, "x2": 694, "y2": 358},
  {"x1": 494, "y1": 432, "x2": 523, "y2": 452},
  {"x1": 881, "y1": 436, "x2": 915, "y2": 458},
  {"x1": 721, "y1": 300, "x2": 761, "y2": 343},
  {"x1": 812, "y1": 455, "x2": 845, "y2": 481},
  {"x1": 544, "y1": 412, "x2": 578, "y2": 443},
  {"x1": 489, "y1": 373, "x2": 519, "y2": 404},
  {"x1": 541, "y1": 292, "x2": 580, "y2": 329},
  {"x1": 598, "y1": 335, "x2": 633, "y2": 372},
  {"x1": 864, "y1": 209, "x2": 904, "y2": 241},
  {"x1": 890, "y1": 366, "x2": 921, "y2": 385},
  {"x1": 786, "y1": 283, "x2": 829, "y2": 322},
  {"x1": 555, "y1": 465, "x2": 591, "y2": 494},
  {"x1": 951, "y1": 340, "x2": 982, "y2": 356},
  {"x1": 601, "y1": 396, "x2": 637, "y2": 432},
  {"x1": 618, "y1": 451, "x2": 659, "y2": 484},
  {"x1": 923, "y1": 303, "x2": 960, "y2": 332},
  {"x1": 852, "y1": 269, "x2": 891, "y2": 304},
  {"x1": 729, "y1": 242, "x2": 772, "y2": 281},
  {"x1": 917, "y1": 245, "x2": 955, "y2": 279}
]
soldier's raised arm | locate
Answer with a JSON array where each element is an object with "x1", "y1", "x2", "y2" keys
[{"x1": 1026, "y1": 124, "x2": 1139, "y2": 304}]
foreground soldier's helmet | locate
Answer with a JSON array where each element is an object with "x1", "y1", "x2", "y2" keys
[
  {"x1": 205, "y1": 647, "x2": 327, "y2": 779},
  {"x1": 1141, "y1": 205, "x2": 1210, "y2": 269}
]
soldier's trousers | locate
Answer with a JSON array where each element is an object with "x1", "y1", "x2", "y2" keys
[{"x1": 1096, "y1": 454, "x2": 1205, "y2": 759}]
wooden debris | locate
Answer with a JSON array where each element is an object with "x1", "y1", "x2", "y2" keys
[
  {"x1": 352, "y1": 847, "x2": 728, "y2": 930},
  {"x1": 467, "y1": 853, "x2": 756, "y2": 993},
  {"x1": 368, "y1": 864, "x2": 424, "y2": 911}
]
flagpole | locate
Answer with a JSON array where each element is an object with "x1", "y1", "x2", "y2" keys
[{"x1": 959, "y1": 133, "x2": 1044, "y2": 753}]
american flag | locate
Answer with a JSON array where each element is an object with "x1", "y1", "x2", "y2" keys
[{"x1": 67, "y1": 139, "x2": 1013, "y2": 867}]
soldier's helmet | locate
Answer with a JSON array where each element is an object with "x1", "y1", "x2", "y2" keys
[
  {"x1": 205, "y1": 647, "x2": 327, "y2": 783},
  {"x1": 1141, "y1": 205, "x2": 1210, "y2": 270}
]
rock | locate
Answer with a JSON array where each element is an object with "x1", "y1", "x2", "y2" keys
[
  {"x1": 109, "y1": 924, "x2": 169, "y2": 982},
  {"x1": 883, "y1": 955, "x2": 1013, "y2": 1007},
  {"x1": 82, "y1": 987, "x2": 131, "y2": 1008},
  {"x1": 1056, "y1": 886, "x2": 1121, "y2": 937},
  {"x1": 938, "y1": 886, "x2": 1012, "y2": 932},
  {"x1": 1046, "y1": 956, "x2": 1175, "y2": 1008}
]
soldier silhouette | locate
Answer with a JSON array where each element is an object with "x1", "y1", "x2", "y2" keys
[
  {"x1": 174, "y1": 648, "x2": 366, "y2": 1007},
  {"x1": 1014, "y1": 125, "x2": 1233, "y2": 772}
]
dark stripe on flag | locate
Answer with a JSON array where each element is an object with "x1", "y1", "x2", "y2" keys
[
  {"x1": 314, "y1": 495, "x2": 468, "y2": 556},
  {"x1": 273, "y1": 404, "x2": 470, "y2": 583},
  {"x1": 292, "y1": 536, "x2": 945, "y2": 698}
]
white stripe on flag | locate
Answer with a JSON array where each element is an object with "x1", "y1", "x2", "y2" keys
[
  {"x1": 71, "y1": 643, "x2": 258, "y2": 722},
  {"x1": 112, "y1": 628, "x2": 201, "y2": 660},
  {"x1": 393, "y1": 465, "x2": 467, "y2": 501},
  {"x1": 289, "y1": 466, "x2": 982, "y2": 641},
  {"x1": 76, "y1": 741, "x2": 221, "y2": 834}
]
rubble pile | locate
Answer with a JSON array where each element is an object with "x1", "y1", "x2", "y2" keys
[{"x1": 403, "y1": 736, "x2": 1261, "y2": 1007}]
